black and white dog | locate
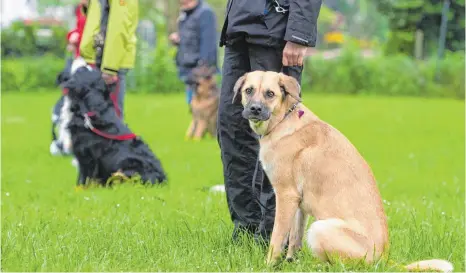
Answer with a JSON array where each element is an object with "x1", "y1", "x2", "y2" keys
[{"x1": 61, "y1": 62, "x2": 167, "y2": 186}]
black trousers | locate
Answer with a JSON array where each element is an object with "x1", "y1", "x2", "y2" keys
[{"x1": 217, "y1": 40, "x2": 302, "y2": 241}]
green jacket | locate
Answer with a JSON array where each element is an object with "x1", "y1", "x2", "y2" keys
[{"x1": 79, "y1": 0, "x2": 139, "y2": 75}]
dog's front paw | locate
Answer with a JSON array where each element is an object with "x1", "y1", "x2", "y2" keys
[
  {"x1": 285, "y1": 256, "x2": 294, "y2": 262},
  {"x1": 266, "y1": 257, "x2": 280, "y2": 267},
  {"x1": 106, "y1": 171, "x2": 129, "y2": 186},
  {"x1": 75, "y1": 185, "x2": 85, "y2": 192},
  {"x1": 266, "y1": 248, "x2": 281, "y2": 267}
]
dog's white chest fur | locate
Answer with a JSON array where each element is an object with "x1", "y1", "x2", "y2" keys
[
  {"x1": 259, "y1": 144, "x2": 277, "y2": 183},
  {"x1": 259, "y1": 140, "x2": 304, "y2": 194}
]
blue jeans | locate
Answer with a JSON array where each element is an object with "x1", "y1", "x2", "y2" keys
[
  {"x1": 110, "y1": 69, "x2": 129, "y2": 120},
  {"x1": 179, "y1": 71, "x2": 194, "y2": 106},
  {"x1": 186, "y1": 84, "x2": 194, "y2": 105}
]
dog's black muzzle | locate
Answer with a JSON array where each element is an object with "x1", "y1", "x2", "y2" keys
[{"x1": 242, "y1": 102, "x2": 271, "y2": 122}]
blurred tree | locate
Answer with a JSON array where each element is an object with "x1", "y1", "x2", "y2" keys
[
  {"x1": 318, "y1": 0, "x2": 389, "y2": 49},
  {"x1": 1, "y1": 20, "x2": 67, "y2": 58},
  {"x1": 375, "y1": 0, "x2": 465, "y2": 57}
]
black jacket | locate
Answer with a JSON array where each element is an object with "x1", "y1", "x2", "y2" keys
[{"x1": 219, "y1": 0, "x2": 322, "y2": 48}]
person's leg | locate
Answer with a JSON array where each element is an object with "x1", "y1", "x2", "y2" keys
[
  {"x1": 186, "y1": 84, "x2": 194, "y2": 105},
  {"x1": 179, "y1": 72, "x2": 193, "y2": 112},
  {"x1": 116, "y1": 69, "x2": 128, "y2": 119},
  {"x1": 248, "y1": 44, "x2": 303, "y2": 243},
  {"x1": 218, "y1": 42, "x2": 264, "y2": 240},
  {"x1": 108, "y1": 69, "x2": 127, "y2": 120},
  {"x1": 185, "y1": 84, "x2": 194, "y2": 113},
  {"x1": 64, "y1": 56, "x2": 73, "y2": 75}
]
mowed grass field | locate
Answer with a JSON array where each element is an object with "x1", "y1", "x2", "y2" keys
[{"x1": 1, "y1": 92, "x2": 464, "y2": 272}]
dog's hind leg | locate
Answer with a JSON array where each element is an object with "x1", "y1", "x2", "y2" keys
[
  {"x1": 306, "y1": 218, "x2": 378, "y2": 264},
  {"x1": 192, "y1": 119, "x2": 207, "y2": 141},
  {"x1": 285, "y1": 208, "x2": 308, "y2": 261}
]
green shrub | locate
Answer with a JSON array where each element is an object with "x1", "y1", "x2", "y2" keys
[
  {"x1": 128, "y1": 34, "x2": 184, "y2": 93},
  {"x1": 1, "y1": 21, "x2": 68, "y2": 58},
  {"x1": 1, "y1": 55, "x2": 65, "y2": 92},
  {"x1": 2, "y1": 43, "x2": 464, "y2": 100},
  {"x1": 303, "y1": 44, "x2": 465, "y2": 99}
]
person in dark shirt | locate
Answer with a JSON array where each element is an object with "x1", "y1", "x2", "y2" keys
[
  {"x1": 169, "y1": 0, "x2": 218, "y2": 109},
  {"x1": 217, "y1": 0, "x2": 322, "y2": 243}
]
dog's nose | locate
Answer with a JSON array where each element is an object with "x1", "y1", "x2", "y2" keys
[{"x1": 249, "y1": 104, "x2": 262, "y2": 115}]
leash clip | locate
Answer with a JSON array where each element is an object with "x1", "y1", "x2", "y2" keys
[
  {"x1": 273, "y1": 0, "x2": 288, "y2": 13},
  {"x1": 83, "y1": 113, "x2": 94, "y2": 130}
]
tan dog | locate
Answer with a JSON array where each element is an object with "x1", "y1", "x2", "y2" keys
[
  {"x1": 185, "y1": 66, "x2": 219, "y2": 141},
  {"x1": 233, "y1": 71, "x2": 453, "y2": 272}
]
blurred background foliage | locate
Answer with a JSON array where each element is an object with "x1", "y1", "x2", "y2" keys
[{"x1": 1, "y1": 0, "x2": 464, "y2": 99}]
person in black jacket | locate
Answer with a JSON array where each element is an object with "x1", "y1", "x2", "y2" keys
[{"x1": 217, "y1": 0, "x2": 322, "y2": 243}]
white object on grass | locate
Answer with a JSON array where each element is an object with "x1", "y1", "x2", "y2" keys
[{"x1": 210, "y1": 184, "x2": 225, "y2": 193}]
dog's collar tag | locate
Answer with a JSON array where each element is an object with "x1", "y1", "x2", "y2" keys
[{"x1": 298, "y1": 110, "x2": 304, "y2": 119}]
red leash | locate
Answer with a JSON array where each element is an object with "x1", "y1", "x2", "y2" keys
[{"x1": 84, "y1": 112, "x2": 136, "y2": 141}]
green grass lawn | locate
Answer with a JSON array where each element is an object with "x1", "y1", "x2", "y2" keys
[{"x1": 1, "y1": 92, "x2": 464, "y2": 272}]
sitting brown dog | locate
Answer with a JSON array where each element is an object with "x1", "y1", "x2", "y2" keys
[
  {"x1": 185, "y1": 66, "x2": 219, "y2": 141},
  {"x1": 233, "y1": 71, "x2": 453, "y2": 272}
]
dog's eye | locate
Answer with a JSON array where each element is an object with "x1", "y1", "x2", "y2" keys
[
  {"x1": 245, "y1": 88, "x2": 253, "y2": 95},
  {"x1": 266, "y1": 90, "x2": 275, "y2": 98}
]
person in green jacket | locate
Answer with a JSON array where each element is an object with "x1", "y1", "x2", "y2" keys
[{"x1": 79, "y1": 0, "x2": 139, "y2": 119}]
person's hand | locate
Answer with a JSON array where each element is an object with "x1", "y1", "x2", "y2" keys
[
  {"x1": 66, "y1": 43, "x2": 76, "y2": 53},
  {"x1": 69, "y1": 32, "x2": 80, "y2": 44},
  {"x1": 168, "y1": 32, "x2": 180, "y2": 45},
  {"x1": 282, "y1": 41, "x2": 309, "y2": 67},
  {"x1": 102, "y1": 72, "x2": 118, "y2": 85}
]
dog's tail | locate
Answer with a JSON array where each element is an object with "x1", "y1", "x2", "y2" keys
[{"x1": 403, "y1": 259, "x2": 453, "y2": 272}]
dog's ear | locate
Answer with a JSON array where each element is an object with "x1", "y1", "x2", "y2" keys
[
  {"x1": 232, "y1": 74, "x2": 247, "y2": 103},
  {"x1": 278, "y1": 73, "x2": 301, "y2": 102}
]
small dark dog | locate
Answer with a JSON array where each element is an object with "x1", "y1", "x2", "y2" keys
[{"x1": 62, "y1": 65, "x2": 167, "y2": 186}]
